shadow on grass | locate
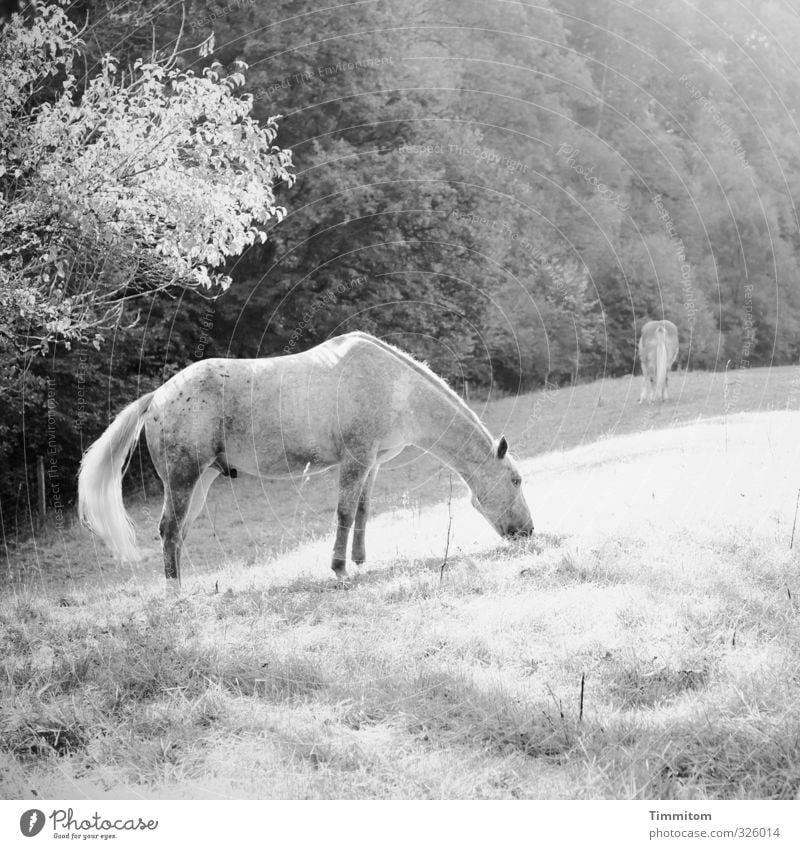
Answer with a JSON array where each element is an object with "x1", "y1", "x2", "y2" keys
[
  {"x1": 324, "y1": 666, "x2": 581, "y2": 761},
  {"x1": 200, "y1": 530, "x2": 573, "y2": 609}
]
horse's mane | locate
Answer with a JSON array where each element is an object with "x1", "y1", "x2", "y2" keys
[{"x1": 347, "y1": 332, "x2": 492, "y2": 438}]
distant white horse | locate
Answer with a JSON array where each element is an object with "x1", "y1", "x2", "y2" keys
[
  {"x1": 638, "y1": 320, "x2": 679, "y2": 403},
  {"x1": 78, "y1": 331, "x2": 534, "y2": 587}
]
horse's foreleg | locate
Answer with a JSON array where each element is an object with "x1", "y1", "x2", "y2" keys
[
  {"x1": 351, "y1": 464, "x2": 379, "y2": 566},
  {"x1": 332, "y1": 461, "x2": 372, "y2": 579}
]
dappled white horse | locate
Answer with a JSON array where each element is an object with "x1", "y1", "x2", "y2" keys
[
  {"x1": 78, "y1": 332, "x2": 534, "y2": 587},
  {"x1": 638, "y1": 319, "x2": 679, "y2": 403}
]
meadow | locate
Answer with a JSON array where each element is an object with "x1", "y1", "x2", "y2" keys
[{"x1": 2, "y1": 365, "x2": 800, "y2": 799}]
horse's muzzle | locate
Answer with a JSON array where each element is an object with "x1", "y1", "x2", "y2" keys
[{"x1": 505, "y1": 523, "x2": 534, "y2": 538}]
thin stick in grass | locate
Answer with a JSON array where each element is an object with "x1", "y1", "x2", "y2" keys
[
  {"x1": 440, "y1": 475, "x2": 454, "y2": 581},
  {"x1": 790, "y1": 487, "x2": 800, "y2": 549}
]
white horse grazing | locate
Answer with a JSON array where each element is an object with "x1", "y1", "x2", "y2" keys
[
  {"x1": 78, "y1": 331, "x2": 534, "y2": 587},
  {"x1": 638, "y1": 319, "x2": 679, "y2": 403}
]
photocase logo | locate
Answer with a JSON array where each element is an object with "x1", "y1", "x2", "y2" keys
[
  {"x1": 15, "y1": 807, "x2": 160, "y2": 838},
  {"x1": 19, "y1": 809, "x2": 46, "y2": 837}
]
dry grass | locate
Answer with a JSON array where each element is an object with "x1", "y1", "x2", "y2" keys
[{"x1": 2, "y1": 365, "x2": 800, "y2": 799}]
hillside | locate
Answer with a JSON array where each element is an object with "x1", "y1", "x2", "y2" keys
[
  {"x1": 2, "y1": 366, "x2": 800, "y2": 799},
  {"x1": 5, "y1": 364, "x2": 799, "y2": 593}
]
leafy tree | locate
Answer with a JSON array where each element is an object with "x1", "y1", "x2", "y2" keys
[
  {"x1": 1, "y1": 1, "x2": 292, "y2": 372},
  {"x1": 0, "y1": 0, "x2": 292, "y2": 529}
]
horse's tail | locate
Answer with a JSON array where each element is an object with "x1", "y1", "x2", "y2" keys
[
  {"x1": 78, "y1": 391, "x2": 156, "y2": 561},
  {"x1": 655, "y1": 325, "x2": 668, "y2": 401}
]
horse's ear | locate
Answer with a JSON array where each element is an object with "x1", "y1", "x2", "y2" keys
[{"x1": 496, "y1": 435, "x2": 508, "y2": 459}]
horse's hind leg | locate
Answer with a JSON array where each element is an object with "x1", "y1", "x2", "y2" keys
[
  {"x1": 640, "y1": 370, "x2": 652, "y2": 403},
  {"x1": 159, "y1": 486, "x2": 192, "y2": 588},
  {"x1": 186, "y1": 467, "x2": 220, "y2": 526},
  {"x1": 159, "y1": 466, "x2": 218, "y2": 588},
  {"x1": 351, "y1": 464, "x2": 379, "y2": 566},
  {"x1": 646, "y1": 364, "x2": 657, "y2": 403},
  {"x1": 331, "y1": 460, "x2": 373, "y2": 580}
]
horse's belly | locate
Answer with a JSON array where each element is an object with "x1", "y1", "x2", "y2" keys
[{"x1": 222, "y1": 434, "x2": 338, "y2": 478}]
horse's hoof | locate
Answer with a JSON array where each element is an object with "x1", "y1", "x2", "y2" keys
[
  {"x1": 165, "y1": 579, "x2": 182, "y2": 595},
  {"x1": 331, "y1": 558, "x2": 349, "y2": 579},
  {"x1": 333, "y1": 568, "x2": 351, "y2": 589}
]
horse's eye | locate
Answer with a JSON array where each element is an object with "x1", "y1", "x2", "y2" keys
[{"x1": 512, "y1": 476, "x2": 522, "y2": 488}]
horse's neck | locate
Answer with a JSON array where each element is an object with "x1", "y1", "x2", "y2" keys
[{"x1": 411, "y1": 382, "x2": 492, "y2": 480}]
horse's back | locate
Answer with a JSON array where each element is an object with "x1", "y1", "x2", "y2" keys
[
  {"x1": 145, "y1": 334, "x2": 411, "y2": 477},
  {"x1": 641, "y1": 319, "x2": 677, "y2": 335},
  {"x1": 150, "y1": 334, "x2": 403, "y2": 415},
  {"x1": 640, "y1": 320, "x2": 678, "y2": 346}
]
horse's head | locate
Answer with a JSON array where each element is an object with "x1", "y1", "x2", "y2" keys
[{"x1": 470, "y1": 436, "x2": 534, "y2": 538}]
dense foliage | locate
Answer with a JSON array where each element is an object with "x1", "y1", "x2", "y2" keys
[
  {"x1": 162, "y1": 0, "x2": 797, "y2": 384},
  {"x1": 2, "y1": 0, "x2": 798, "y2": 533},
  {"x1": 0, "y1": 1, "x2": 292, "y2": 531}
]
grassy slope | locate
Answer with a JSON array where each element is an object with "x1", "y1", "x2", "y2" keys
[{"x1": 2, "y1": 365, "x2": 800, "y2": 799}]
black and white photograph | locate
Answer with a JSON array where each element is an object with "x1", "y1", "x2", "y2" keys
[{"x1": 2, "y1": 0, "x2": 800, "y2": 829}]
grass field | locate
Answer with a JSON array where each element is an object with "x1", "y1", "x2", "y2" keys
[{"x1": 2, "y1": 365, "x2": 800, "y2": 799}]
